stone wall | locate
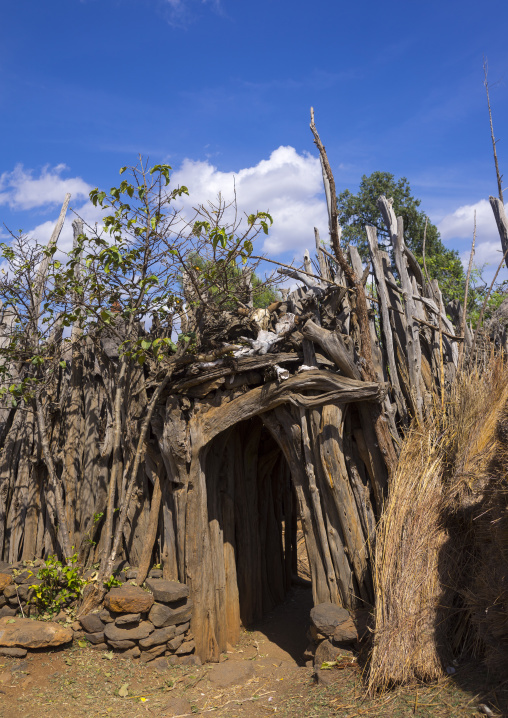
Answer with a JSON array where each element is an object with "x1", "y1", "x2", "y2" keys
[{"x1": 0, "y1": 562, "x2": 196, "y2": 664}]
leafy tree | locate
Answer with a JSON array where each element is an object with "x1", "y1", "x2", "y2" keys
[
  {"x1": 337, "y1": 171, "x2": 466, "y2": 303},
  {"x1": 0, "y1": 231, "x2": 77, "y2": 560},
  {"x1": 0, "y1": 157, "x2": 275, "y2": 594},
  {"x1": 182, "y1": 252, "x2": 280, "y2": 310},
  {"x1": 70, "y1": 158, "x2": 275, "y2": 599}
]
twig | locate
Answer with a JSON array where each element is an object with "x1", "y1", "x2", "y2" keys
[
  {"x1": 170, "y1": 690, "x2": 276, "y2": 717},
  {"x1": 472, "y1": 243, "x2": 508, "y2": 355},
  {"x1": 484, "y1": 57, "x2": 504, "y2": 203},
  {"x1": 14, "y1": 585, "x2": 25, "y2": 618},
  {"x1": 412, "y1": 316, "x2": 464, "y2": 341},
  {"x1": 459, "y1": 210, "x2": 476, "y2": 367},
  {"x1": 250, "y1": 254, "x2": 339, "y2": 287},
  {"x1": 421, "y1": 217, "x2": 432, "y2": 290}
]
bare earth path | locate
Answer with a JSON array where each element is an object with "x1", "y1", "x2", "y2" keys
[{"x1": 0, "y1": 586, "x2": 505, "y2": 718}]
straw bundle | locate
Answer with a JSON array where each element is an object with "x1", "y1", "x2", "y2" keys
[
  {"x1": 368, "y1": 425, "x2": 448, "y2": 690},
  {"x1": 369, "y1": 359, "x2": 508, "y2": 690}
]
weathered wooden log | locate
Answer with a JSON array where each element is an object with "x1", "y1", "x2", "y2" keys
[
  {"x1": 490, "y1": 196, "x2": 508, "y2": 272},
  {"x1": 197, "y1": 370, "x2": 384, "y2": 446},
  {"x1": 378, "y1": 197, "x2": 424, "y2": 419},
  {"x1": 367, "y1": 227, "x2": 407, "y2": 422}
]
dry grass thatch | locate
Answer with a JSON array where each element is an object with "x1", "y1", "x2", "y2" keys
[{"x1": 369, "y1": 359, "x2": 508, "y2": 691}]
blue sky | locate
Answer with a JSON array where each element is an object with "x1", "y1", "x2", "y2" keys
[{"x1": 1, "y1": 0, "x2": 508, "y2": 282}]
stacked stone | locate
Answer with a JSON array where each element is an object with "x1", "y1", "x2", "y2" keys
[
  {"x1": 0, "y1": 561, "x2": 43, "y2": 618},
  {"x1": 305, "y1": 603, "x2": 358, "y2": 685},
  {"x1": 78, "y1": 580, "x2": 196, "y2": 664}
]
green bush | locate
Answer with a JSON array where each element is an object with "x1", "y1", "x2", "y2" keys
[{"x1": 30, "y1": 553, "x2": 86, "y2": 616}]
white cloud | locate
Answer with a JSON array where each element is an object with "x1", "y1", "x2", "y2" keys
[
  {"x1": 171, "y1": 146, "x2": 328, "y2": 257},
  {"x1": 3, "y1": 147, "x2": 329, "y2": 267},
  {"x1": 27, "y1": 201, "x2": 105, "y2": 256},
  {"x1": 161, "y1": 0, "x2": 223, "y2": 25},
  {"x1": 0, "y1": 164, "x2": 91, "y2": 211},
  {"x1": 438, "y1": 198, "x2": 508, "y2": 271},
  {"x1": 439, "y1": 198, "x2": 499, "y2": 245}
]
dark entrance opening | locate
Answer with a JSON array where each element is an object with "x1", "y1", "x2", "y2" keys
[{"x1": 205, "y1": 416, "x2": 311, "y2": 661}]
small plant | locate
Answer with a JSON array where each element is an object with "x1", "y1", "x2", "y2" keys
[
  {"x1": 103, "y1": 574, "x2": 122, "y2": 590},
  {"x1": 30, "y1": 553, "x2": 87, "y2": 616}
]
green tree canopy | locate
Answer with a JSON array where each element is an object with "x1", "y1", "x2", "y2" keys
[
  {"x1": 337, "y1": 171, "x2": 466, "y2": 304},
  {"x1": 183, "y1": 252, "x2": 280, "y2": 311}
]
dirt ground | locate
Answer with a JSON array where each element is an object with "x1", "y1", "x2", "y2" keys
[{"x1": 0, "y1": 586, "x2": 506, "y2": 718}]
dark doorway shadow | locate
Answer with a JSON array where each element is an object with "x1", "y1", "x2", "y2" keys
[{"x1": 247, "y1": 583, "x2": 314, "y2": 666}]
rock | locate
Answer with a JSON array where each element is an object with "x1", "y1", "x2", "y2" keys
[
  {"x1": 161, "y1": 696, "x2": 192, "y2": 717},
  {"x1": 99, "y1": 609, "x2": 114, "y2": 624},
  {"x1": 208, "y1": 661, "x2": 255, "y2": 688},
  {"x1": 11, "y1": 660, "x2": 29, "y2": 673},
  {"x1": 91, "y1": 642, "x2": 109, "y2": 651},
  {"x1": 71, "y1": 621, "x2": 81, "y2": 632},
  {"x1": 0, "y1": 617, "x2": 72, "y2": 648},
  {"x1": 314, "y1": 639, "x2": 354, "y2": 668},
  {"x1": 125, "y1": 569, "x2": 139, "y2": 580},
  {"x1": 73, "y1": 630, "x2": 85, "y2": 640},
  {"x1": 84, "y1": 632, "x2": 105, "y2": 645},
  {"x1": 118, "y1": 645, "x2": 140, "y2": 659},
  {"x1": 13, "y1": 571, "x2": 32, "y2": 585},
  {"x1": 0, "y1": 574, "x2": 12, "y2": 591},
  {"x1": 180, "y1": 654, "x2": 202, "y2": 666},
  {"x1": 310, "y1": 603, "x2": 352, "y2": 639},
  {"x1": 115, "y1": 613, "x2": 140, "y2": 626},
  {"x1": 104, "y1": 585, "x2": 154, "y2": 614},
  {"x1": 314, "y1": 639, "x2": 340, "y2": 667},
  {"x1": 8, "y1": 596, "x2": 18, "y2": 606},
  {"x1": 314, "y1": 667, "x2": 339, "y2": 687},
  {"x1": 140, "y1": 644, "x2": 166, "y2": 663},
  {"x1": 0, "y1": 562, "x2": 13, "y2": 574},
  {"x1": 0, "y1": 647, "x2": 27, "y2": 658},
  {"x1": 166, "y1": 654, "x2": 180, "y2": 665},
  {"x1": 108, "y1": 639, "x2": 136, "y2": 650},
  {"x1": 148, "y1": 569, "x2": 163, "y2": 579},
  {"x1": 151, "y1": 656, "x2": 169, "y2": 671},
  {"x1": 332, "y1": 617, "x2": 357, "y2": 643},
  {"x1": 3, "y1": 585, "x2": 17, "y2": 599},
  {"x1": 0, "y1": 607, "x2": 17, "y2": 618},
  {"x1": 104, "y1": 620, "x2": 153, "y2": 642},
  {"x1": 0, "y1": 596, "x2": 6, "y2": 609},
  {"x1": 79, "y1": 613, "x2": 105, "y2": 634},
  {"x1": 148, "y1": 599, "x2": 193, "y2": 628},
  {"x1": 176, "y1": 640, "x2": 195, "y2": 655},
  {"x1": 145, "y1": 579, "x2": 189, "y2": 604},
  {"x1": 139, "y1": 625, "x2": 175, "y2": 649},
  {"x1": 175, "y1": 621, "x2": 190, "y2": 636},
  {"x1": 166, "y1": 634, "x2": 184, "y2": 652}
]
